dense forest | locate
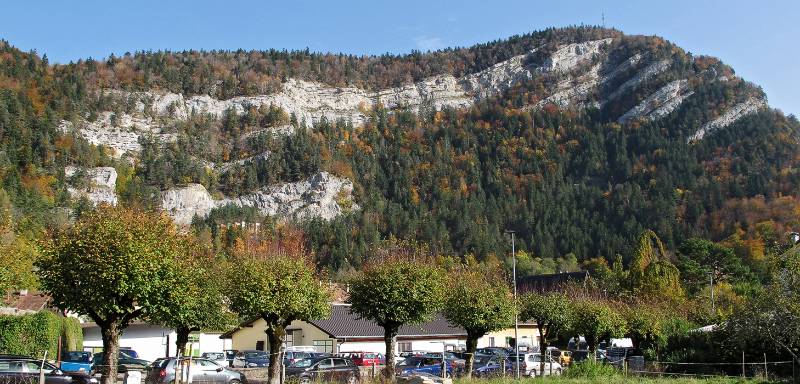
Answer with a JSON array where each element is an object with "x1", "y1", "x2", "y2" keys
[{"x1": 1, "y1": 26, "x2": 799, "y2": 291}]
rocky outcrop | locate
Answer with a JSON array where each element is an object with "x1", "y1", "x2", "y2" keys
[
  {"x1": 689, "y1": 97, "x2": 768, "y2": 141},
  {"x1": 106, "y1": 38, "x2": 617, "y2": 128},
  {"x1": 618, "y1": 79, "x2": 694, "y2": 123},
  {"x1": 160, "y1": 172, "x2": 358, "y2": 225},
  {"x1": 58, "y1": 112, "x2": 176, "y2": 157},
  {"x1": 606, "y1": 59, "x2": 672, "y2": 102},
  {"x1": 160, "y1": 183, "x2": 217, "y2": 225},
  {"x1": 64, "y1": 166, "x2": 118, "y2": 206}
]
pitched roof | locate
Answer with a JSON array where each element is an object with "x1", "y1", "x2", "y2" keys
[
  {"x1": 221, "y1": 304, "x2": 466, "y2": 339},
  {"x1": 0, "y1": 291, "x2": 52, "y2": 315},
  {"x1": 308, "y1": 304, "x2": 465, "y2": 339}
]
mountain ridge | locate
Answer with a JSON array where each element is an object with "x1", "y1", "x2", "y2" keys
[{"x1": 0, "y1": 26, "x2": 797, "y2": 270}]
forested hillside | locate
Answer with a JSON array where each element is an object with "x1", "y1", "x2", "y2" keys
[{"x1": 1, "y1": 26, "x2": 799, "y2": 287}]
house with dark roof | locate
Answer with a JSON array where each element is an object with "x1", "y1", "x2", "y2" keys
[{"x1": 221, "y1": 303, "x2": 542, "y2": 354}]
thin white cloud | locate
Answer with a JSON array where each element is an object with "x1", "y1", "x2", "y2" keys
[{"x1": 414, "y1": 35, "x2": 444, "y2": 51}]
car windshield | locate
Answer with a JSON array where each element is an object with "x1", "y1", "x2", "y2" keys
[
  {"x1": 291, "y1": 358, "x2": 314, "y2": 368},
  {"x1": 474, "y1": 356, "x2": 494, "y2": 365},
  {"x1": 246, "y1": 352, "x2": 268, "y2": 359},
  {"x1": 63, "y1": 352, "x2": 92, "y2": 363}
]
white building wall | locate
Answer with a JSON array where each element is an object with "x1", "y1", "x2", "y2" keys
[{"x1": 83, "y1": 325, "x2": 232, "y2": 362}]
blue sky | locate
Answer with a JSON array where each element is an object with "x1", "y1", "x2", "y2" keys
[{"x1": 2, "y1": 0, "x2": 797, "y2": 114}]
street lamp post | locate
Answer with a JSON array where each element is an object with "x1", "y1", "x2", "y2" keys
[{"x1": 506, "y1": 230, "x2": 519, "y2": 380}]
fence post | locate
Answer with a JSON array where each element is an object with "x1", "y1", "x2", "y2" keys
[{"x1": 764, "y1": 353, "x2": 768, "y2": 380}]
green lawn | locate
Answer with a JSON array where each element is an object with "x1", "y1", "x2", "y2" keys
[{"x1": 454, "y1": 377, "x2": 772, "y2": 384}]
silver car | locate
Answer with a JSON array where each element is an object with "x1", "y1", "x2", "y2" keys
[{"x1": 145, "y1": 357, "x2": 246, "y2": 384}]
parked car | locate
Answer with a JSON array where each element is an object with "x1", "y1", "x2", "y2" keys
[
  {"x1": 284, "y1": 351, "x2": 312, "y2": 366},
  {"x1": 223, "y1": 350, "x2": 238, "y2": 367},
  {"x1": 201, "y1": 352, "x2": 228, "y2": 366},
  {"x1": 232, "y1": 351, "x2": 269, "y2": 368},
  {"x1": 144, "y1": 357, "x2": 245, "y2": 384},
  {"x1": 0, "y1": 354, "x2": 98, "y2": 384},
  {"x1": 60, "y1": 351, "x2": 93, "y2": 373},
  {"x1": 476, "y1": 348, "x2": 510, "y2": 358},
  {"x1": 472, "y1": 354, "x2": 511, "y2": 378},
  {"x1": 119, "y1": 348, "x2": 140, "y2": 359},
  {"x1": 91, "y1": 352, "x2": 150, "y2": 373},
  {"x1": 422, "y1": 352, "x2": 465, "y2": 371},
  {"x1": 343, "y1": 352, "x2": 380, "y2": 367},
  {"x1": 396, "y1": 357, "x2": 454, "y2": 378},
  {"x1": 284, "y1": 346, "x2": 317, "y2": 353},
  {"x1": 285, "y1": 357, "x2": 359, "y2": 384},
  {"x1": 511, "y1": 353, "x2": 563, "y2": 377}
]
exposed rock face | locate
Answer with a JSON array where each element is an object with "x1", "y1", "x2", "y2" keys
[
  {"x1": 160, "y1": 172, "x2": 358, "y2": 225},
  {"x1": 618, "y1": 79, "x2": 694, "y2": 123},
  {"x1": 107, "y1": 38, "x2": 618, "y2": 128},
  {"x1": 538, "y1": 38, "x2": 613, "y2": 73},
  {"x1": 64, "y1": 166, "x2": 118, "y2": 206},
  {"x1": 58, "y1": 112, "x2": 176, "y2": 157},
  {"x1": 689, "y1": 97, "x2": 768, "y2": 141},
  {"x1": 161, "y1": 183, "x2": 217, "y2": 225},
  {"x1": 606, "y1": 59, "x2": 672, "y2": 102}
]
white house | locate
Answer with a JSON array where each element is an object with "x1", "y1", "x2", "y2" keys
[
  {"x1": 82, "y1": 322, "x2": 232, "y2": 362},
  {"x1": 220, "y1": 303, "x2": 540, "y2": 354}
]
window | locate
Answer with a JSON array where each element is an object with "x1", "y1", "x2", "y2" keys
[
  {"x1": 333, "y1": 359, "x2": 350, "y2": 367},
  {"x1": 398, "y1": 342, "x2": 412, "y2": 352},
  {"x1": 284, "y1": 333, "x2": 294, "y2": 348},
  {"x1": 505, "y1": 337, "x2": 514, "y2": 347},
  {"x1": 317, "y1": 359, "x2": 333, "y2": 369},
  {"x1": 313, "y1": 340, "x2": 333, "y2": 353},
  {"x1": 488, "y1": 337, "x2": 495, "y2": 347},
  {"x1": 255, "y1": 341, "x2": 265, "y2": 351}
]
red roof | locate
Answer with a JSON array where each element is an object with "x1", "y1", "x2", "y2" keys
[{"x1": 2, "y1": 291, "x2": 52, "y2": 313}]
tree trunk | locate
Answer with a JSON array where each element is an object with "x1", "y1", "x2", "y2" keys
[
  {"x1": 176, "y1": 327, "x2": 190, "y2": 357},
  {"x1": 100, "y1": 322, "x2": 121, "y2": 384},
  {"x1": 464, "y1": 333, "x2": 479, "y2": 378},
  {"x1": 383, "y1": 326, "x2": 398, "y2": 380},
  {"x1": 266, "y1": 325, "x2": 285, "y2": 384},
  {"x1": 539, "y1": 328, "x2": 548, "y2": 374},
  {"x1": 587, "y1": 335, "x2": 597, "y2": 362}
]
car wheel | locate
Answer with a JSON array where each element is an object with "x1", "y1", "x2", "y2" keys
[
  {"x1": 529, "y1": 370, "x2": 537, "y2": 378},
  {"x1": 299, "y1": 376, "x2": 310, "y2": 384},
  {"x1": 556, "y1": 368, "x2": 563, "y2": 376},
  {"x1": 229, "y1": 380, "x2": 241, "y2": 384},
  {"x1": 346, "y1": 373, "x2": 358, "y2": 384}
]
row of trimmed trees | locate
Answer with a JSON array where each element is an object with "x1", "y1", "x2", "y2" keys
[{"x1": 35, "y1": 207, "x2": 660, "y2": 384}]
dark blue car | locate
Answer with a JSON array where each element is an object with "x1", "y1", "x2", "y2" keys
[
  {"x1": 60, "y1": 351, "x2": 93, "y2": 373},
  {"x1": 233, "y1": 350, "x2": 269, "y2": 368},
  {"x1": 472, "y1": 355, "x2": 511, "y2": 378},
  {"x1": 396, "y1": 357, "x2": 454, "y2": 377}
]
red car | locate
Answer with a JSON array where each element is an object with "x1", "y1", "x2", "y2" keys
[{"x1": 346, "y1": 352, "x2": 381, "y2": 366}]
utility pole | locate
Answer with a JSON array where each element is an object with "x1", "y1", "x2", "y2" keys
[
  {"x1": 710, "y1": 269, "x2": 715, "y2": 316},
  {"x1": 506, "y1": 230, "x2": 519, "y2": 380}
]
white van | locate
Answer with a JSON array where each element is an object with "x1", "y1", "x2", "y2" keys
[{"x1": 511, "y1": 353, "x2": 563, "y2": 377}]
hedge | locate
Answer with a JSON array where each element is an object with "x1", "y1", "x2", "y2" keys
[{"x1": 0, "y1": 311, "x2": 83, "y2": 358}]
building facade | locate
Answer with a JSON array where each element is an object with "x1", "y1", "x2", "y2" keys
[{"x1": 221, "y1": 304, "x2": 541, "y2": 354}]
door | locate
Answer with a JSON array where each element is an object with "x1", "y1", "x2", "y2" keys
[
  {"x1": 315, "y1": 359, "x2": 334, "y2": 382},
  {"x1": 331, "y1": 358, "x2": 355, "y2": 383},
  {"x1": 194, "y1": 359, "x2": 224, "y2": 384}
]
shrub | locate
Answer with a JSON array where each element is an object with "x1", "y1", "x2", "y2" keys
[
  {"x1": 0, "y1": 312, "x2": 83, "y2": 357},
  {"x1": 562, "y1": 360, "x2": 619, "y2": 379}
]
